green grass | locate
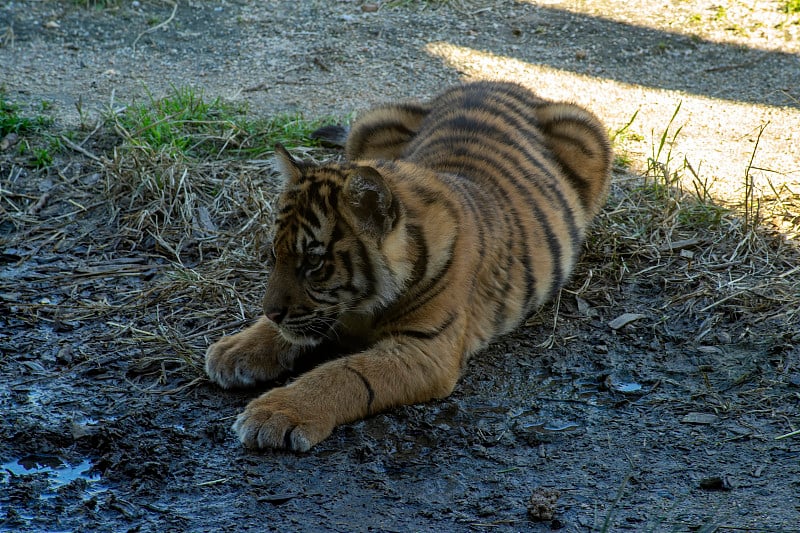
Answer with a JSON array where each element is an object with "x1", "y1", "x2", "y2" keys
[
  {"x1": 610, "y1": 110, "x2": 644, "y2": 169},
  {"x1": 105, "y1": 85, "x2": 336, "y2": 262},
  {"x1": 1, "y1": 90, "x2": 59, "y2": 168},
  {"x1": 115, "y1": 86, "x2": 238, "y2": 156},
  {"x1": 785, "y1": 0, "x2": 800, "y2": 14},
  {"x1": 114, "y1": 86, "x2": 327, "y2": 158},
  {"x1": 1, "y1": 92, "x2": 53, "y2": 137}
]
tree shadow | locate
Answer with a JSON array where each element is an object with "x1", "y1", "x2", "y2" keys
[{"x1": 433, "y1": 3, "x2": 799, "y2": 109}]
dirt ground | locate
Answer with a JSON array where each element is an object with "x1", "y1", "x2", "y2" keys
[{"x1": 2, "y1": 1, "x2": 799, "y2": 531}]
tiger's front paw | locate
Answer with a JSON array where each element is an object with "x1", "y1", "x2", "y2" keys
[
  {"x1": 205, "y1": 318, "x2": 284, "y2": 389},
  {"x1": 232, "y1": 387, "x2": 334, "y2": 452}
]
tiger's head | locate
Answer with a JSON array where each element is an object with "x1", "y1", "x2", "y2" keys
[{"x1": 262, "y1": 144, "x2": 406, "y2": 346}]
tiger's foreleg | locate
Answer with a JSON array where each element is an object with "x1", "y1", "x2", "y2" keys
[
  {"x1": 205, "y1": 317, "x2": 294, "y2": 388},
  {"x1": 232, "y1": 334, "x2": 465, "y2": 451}
]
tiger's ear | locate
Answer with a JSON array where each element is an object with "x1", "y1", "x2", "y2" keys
[
  {"x1": 274, "y1": 143, "x2": 302, "y2": 183},
  {"x1": 344, "y1": 166, "x2": 398, "y2": 236}
]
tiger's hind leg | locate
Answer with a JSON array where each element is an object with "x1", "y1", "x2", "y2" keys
[{"x1": 533, "y1": 102, "x2": 612, "y2": 217}]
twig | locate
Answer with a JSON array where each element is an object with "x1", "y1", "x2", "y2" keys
[
  {"x1": 195, "y1": 477, "x2": 230, "y2": 487},
  {"x1": 775, "y1": 428, "x2": 800, "y2": 440},
  {"x1": 1, "y1": 24, "x2": 14, "y2": 48},
  {"x1": 26, "y1": 192, "x2": 51, "y2": 216},
  {"x1": 704, "y1": 59, "x2": 758, "y2": 73},
  {"x1": 60, "y1": 135, "x2": 101, "y2": 162},
  {"x1": 132, "y1": 0, "x2": 178, "y2": 56},
  {"x1": 601, "y1": 472, "x2": 633, "y2": 532}
]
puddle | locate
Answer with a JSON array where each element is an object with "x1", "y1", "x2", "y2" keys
[
  {"x1": 604, "y1": 373, "x2": 644, "y2": 395},
  {"x1": 520, "y1": 420, "x2": 581, "y2": 434},
  {"x1": 2, "y1": 455, "x2": 105, "y2": 499}
]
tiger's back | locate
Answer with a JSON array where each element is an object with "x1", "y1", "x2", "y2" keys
[
  {"x1": 346, "y1": 81, "x2": 611, "y2": 346},
  {"x1": 205, "y1": 81, "x2": 612, "y2": 451}
]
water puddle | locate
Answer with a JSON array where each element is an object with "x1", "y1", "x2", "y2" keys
[
  {"x1": 523, "y1": 420, "x2": 581, "y2": 434},
  {"x1": 1, "y1": 455, "x2": 105, "y2": 499}
]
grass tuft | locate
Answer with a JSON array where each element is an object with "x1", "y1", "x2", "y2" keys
[
  {"x1": 104, "y1": 85, "x2": 328, "y2": 285},
  {"x1": 784, "y1": 0, "x2": 800, "y2": 14},
  {"x1": 578, "y1": 101, "x2": 800, "y2": 338},
  {"x1": 1, "y1": 92, "x2": 54, "y2": 137},
  {"x1": 4, "y1": 85, "x2": 798, "y2": 388}
]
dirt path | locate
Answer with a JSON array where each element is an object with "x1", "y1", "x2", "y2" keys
[{"x1": 2, "y1": 1, "x2": 799, "y2": 531}]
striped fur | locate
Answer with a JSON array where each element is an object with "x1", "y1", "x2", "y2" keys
[{"x1": 205, "y1": 81, "x2": 612, "y2": 451}]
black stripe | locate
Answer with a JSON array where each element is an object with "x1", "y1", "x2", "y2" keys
[
  {"x1": 410, "y1": 102, "x2": 590, "y2": 229},
  {"x1": 298, "y1": 221, "x2": 317, "y2": 244},
  {"x1": 344, "y1": 365, "x2": 375, "y2": 415},
  {"x1": 384, "y1": 239, "x2": 457, "y2": 322},
  {"x1": 472, "y1": 95, "x2": 603, "y2": 210},
  {"x1": 351, "y1": 121, "x2": 415, "y2": 157},
  {"x1": 337, "y1": 249, "x2": 354, "y2": 281},
  {"x1": 353, "y1": 234, "x2": 376, "y2": 288},
  {"x1": 491, "y1": 250, "x2": 517, "y2": 332},
  {"x1": 415, "y1": 127, "x2": 580, "y2": 245},
  {"x1": 394, "y1": 311, "x2": 457, "y2": 340},
  {"x1": 318, "y1": 263, "x2": 336, "y2": 282},
  {"x1": 405, "y1": 224, "x2": 428, "y2": 288},
  {"x1": 435, "y1": 155, "x2": 560, "y2": 305},
  {"x1": 302, "y1": 205, "x2": 320, "y2": 230},
  {"x1": 409, "y1": 183, "x2": 443, "y2": 205},
  {"x1": 436, "y1": 173, "x2": 488, "y2": 264},
  {"x1": 538, "y1": 123, "x2": 603, "y2": 210},
  {"x1": 305, "y1": 289, "x2": 339, "y2": 305}
]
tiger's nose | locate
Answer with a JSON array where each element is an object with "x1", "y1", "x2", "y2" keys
[{"x1": 264, "y1": 308, "x2": 288, "y2": 324}]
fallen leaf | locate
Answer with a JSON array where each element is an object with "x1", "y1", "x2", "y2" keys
[{"x1": 608, "y1": 313, "x2": 646, "y2": 330}]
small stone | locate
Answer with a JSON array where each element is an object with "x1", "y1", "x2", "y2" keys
[
  {"x1": 57, "y1": 345, "x2": 74, "y2": 364},
  {"x1": 70, "y1": 421, "x2": 98, "y2": 440},
  {"x1": 1, "y1": 133, "x2": 19, "y2": 151},
  {"x1": 681, "y1": 412, "x2": 719, "y2": 425}
]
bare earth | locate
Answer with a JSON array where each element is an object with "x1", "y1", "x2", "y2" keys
[{"x1": 1, "y1": 1, "x2": 799, "y2": 531}]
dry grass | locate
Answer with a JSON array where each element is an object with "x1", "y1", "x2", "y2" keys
[
  {"x1": 98, "y1": 90, "x2": 800, "y2": 381},
  {"x1": 4, "y1": 88, "x2": 799, "y2": 388}
]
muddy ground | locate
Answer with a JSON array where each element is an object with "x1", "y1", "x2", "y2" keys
[{"x1": 2, "y1": 1, "x2": 800, "y2": 531}]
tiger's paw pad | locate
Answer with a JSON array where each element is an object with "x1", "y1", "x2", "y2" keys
[{"x1": 232, "y1": 394, "x2": 332, "y2": 452}]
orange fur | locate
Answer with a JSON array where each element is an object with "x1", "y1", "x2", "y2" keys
[{"x1": 205, "y1": 81, "x2": 612, "y2": 451}]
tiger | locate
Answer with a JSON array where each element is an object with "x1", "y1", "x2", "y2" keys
[{"x1": 205, "y1": 80, "x2": 612, "y2": 451}]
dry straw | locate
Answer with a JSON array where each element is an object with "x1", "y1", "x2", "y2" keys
[
  {"x1": 4, "y1": 89, "x2": 798, "y2": 388},
  {"x1": 100, "y1": 98, "x2": 800, "y2": 384}
]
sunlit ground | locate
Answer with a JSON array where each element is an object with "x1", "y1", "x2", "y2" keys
[
  {"x1": 524, "y1": 0, "x2": 800, "y2": 54},
  {"x1": 426, "y1": 40, "x2": 799, "y2": 236}
]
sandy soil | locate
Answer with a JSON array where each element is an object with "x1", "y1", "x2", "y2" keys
[{"x1": 2, "y1": 1, "x2": 799, "y2": 531}]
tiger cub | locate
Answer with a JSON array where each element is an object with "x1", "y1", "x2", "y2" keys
[{"x1": 205, "y1": 81, "x2": 612, "y2": 451}]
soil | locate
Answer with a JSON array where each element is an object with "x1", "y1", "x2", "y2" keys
[{"x1": 2, "y1": 1, "x2": 799, "y2": 532}]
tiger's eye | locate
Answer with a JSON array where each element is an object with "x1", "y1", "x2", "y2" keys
[{"x1": 305, "y1": 253, "x2": 325, "y2": 274}]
